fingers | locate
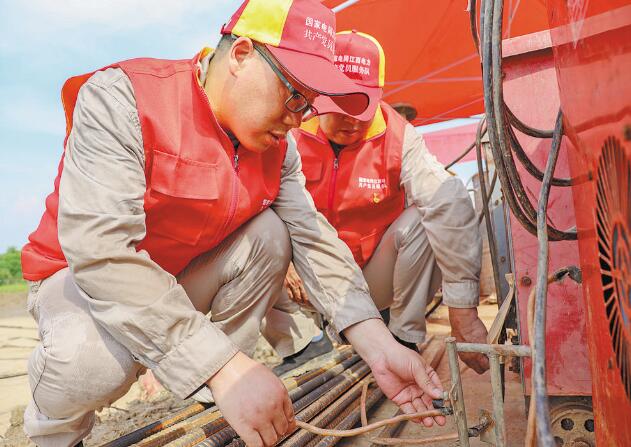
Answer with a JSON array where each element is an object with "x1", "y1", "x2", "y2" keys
[
  {"x1": 258, "y1": 423, "x2": 279, "y2": 447},
  {"x1": 426, "y1": 366, "x2": 443, "y2": 391},
  {"x1": 413, "y1": 362, "x2": 443, "y2": 399},
  {"x1": 286, "y1": 285, "x2": 296, "y2": 302},
  {"x1": 298, "y1": 282, "x2": 309, "y2": 304},
  {"x1": 240, "y1": 428, "x2": 263, "y2": 447},
  {"x1": 271, "y1": 411, "x2": 289, "y2": 440},
  {"x1": 283, "y1": 393, "x2": 297, "y2": 432},
  {"x1": 412, "y1": 395, "x2": 434, "y2": 427}
]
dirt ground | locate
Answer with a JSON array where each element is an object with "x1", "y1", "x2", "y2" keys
[
  {"x1": 0, "y1": 293, "x2": 526, "y2": 447},
  {"x1": 0, "y1": 291, "x2": 282, "y2": 447}
]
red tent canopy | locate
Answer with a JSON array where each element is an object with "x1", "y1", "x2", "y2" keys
[{"x1": 323, "y1": 0, "x2": 549, "y2": 125}]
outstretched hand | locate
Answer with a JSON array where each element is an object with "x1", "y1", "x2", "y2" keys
[{"x1": 344, "y1": 319, "x2": 446, "y2": 427}]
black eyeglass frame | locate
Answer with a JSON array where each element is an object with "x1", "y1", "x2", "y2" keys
[{"x1": 248, "y1": 40, "x2": 318, "y2": 121}]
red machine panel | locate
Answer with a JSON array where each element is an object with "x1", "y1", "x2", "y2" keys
[
  {"x1": 545, "y1": 1, "x2": 631, "y2": 444},
  {"x1": 501, "y1": 32, "x2": 592, "y2": 396}
]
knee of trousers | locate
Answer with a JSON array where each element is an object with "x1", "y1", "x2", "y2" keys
[
  {"x1": 393, "y1": 207, "x2": 426, "y2": 247},
  {"x1": 247, "y1": 208, "x2": 292, "y2": 273},
  {"x1": 27, "y1": 316, "x2": 142, "y2": 420}
]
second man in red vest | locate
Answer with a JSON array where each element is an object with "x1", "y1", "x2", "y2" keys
[{"x1": 267, "y1": 31, "x2": 490, "y2": 376}]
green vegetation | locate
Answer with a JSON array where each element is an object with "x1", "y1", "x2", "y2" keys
[
  {"x1": 0, "y1": 247, "x2": 26, "y2": 289},
  {"x1": 0, "y1": 282, "x2": 28, "y2": 293}
]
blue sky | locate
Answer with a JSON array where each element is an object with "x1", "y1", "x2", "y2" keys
[
  {"x1": 0, "y1": 0, "x2": 477, "y2": 252},
  {"x1": 0, "y1": 0, "x2": 240, "y2": 252}
]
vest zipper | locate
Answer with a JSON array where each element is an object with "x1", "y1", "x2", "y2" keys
[
  {"x1": 197, "y1": 72, "x2": 240, "y2": 248},
  {"x1": 328, "y1": 157, "x2": 339, "y2": 213},
  {"x1": 224, "y1": 148, "x2": 240, "y2": 233},
  {"x1": 211, "y1": 149, "x2": 240, "y2": 248}
]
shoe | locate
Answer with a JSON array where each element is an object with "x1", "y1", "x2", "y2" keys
[{"x1": 273, "y1": 333, "x2": 334, "y2": 376}]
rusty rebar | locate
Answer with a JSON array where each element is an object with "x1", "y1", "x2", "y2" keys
[
  {"x1": 303, "y1": 401, "x2": 361, "y2": 447},
  {"x1": 127, "y1": 352, "x2": 360, "y2": 447},
  {"x1": 282, "y1": 347, "x2": 354, "y2": 383},
  {"x1": 100, "y1": 403, "x2": 210, "y2": 447},
  {"x1": 312, "y1": 387, "x2": 384, "y2": 447},
  {"x1": 192, "y1": 363, "x2": 370, "y2": 447},
  {"x1": 281, "y1": 377, "x2": 373, "y2": 447},
  {"x1": 288, "y1": 355, "x2": 361, "y2": 403},
  {"x1": 371, "y1": 433, "x2": 460, "y2": 445},
  {"x1": 136, "y1": 407, "x2": 223, "y2": 447}
]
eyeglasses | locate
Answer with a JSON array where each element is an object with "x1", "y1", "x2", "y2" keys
[{"x1": 253, "y1": 44, "x2": 318, "y2": 121}]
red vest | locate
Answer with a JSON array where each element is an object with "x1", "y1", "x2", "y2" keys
[
  {"x1": 292, "y1": 103, "x2": 406, "y2": 267},
  {"x1": 22, "y1": 54, "x2": 287, "y2": 280}
]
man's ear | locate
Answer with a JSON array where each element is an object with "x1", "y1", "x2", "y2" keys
[{"x1": 228, "y1": 36, "x2": 256, "y2": 75}]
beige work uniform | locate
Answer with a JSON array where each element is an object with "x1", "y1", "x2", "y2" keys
[
  {"x1": 263, "y1": 126, "x2": 482, "y2": 351},
  {"x1": 24, "y1": 59, "x2": 380, "y2": 447}
]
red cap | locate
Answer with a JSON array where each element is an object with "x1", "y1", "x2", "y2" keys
[
  {"x1": 313, "y1": 30, "x2": 385, "y2": 121},
  {"x1": 222, "y1": 0, "x2": 369, "y2": 116}
]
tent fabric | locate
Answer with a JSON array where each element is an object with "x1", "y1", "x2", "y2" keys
[
  {"x1": 421, "y1": 121, "x2": 480, "y2": 166},
  {"x1": 323, "y1": 0, "x2": 549, "y2": 125}
]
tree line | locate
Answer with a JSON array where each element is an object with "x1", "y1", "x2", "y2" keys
[{"x1": 0, "y1": 247, "x2": 24, "y2": 285}]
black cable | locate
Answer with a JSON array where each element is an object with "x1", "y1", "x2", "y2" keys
[
  {"x1": 478, "y1": 170, "x2": 497, "y2": 225},
  {"x1": 475, "y1": 116, "x2": 503, "y2": 303},
  {"x1": 445, "y1": 141, "x2": 476, "y2": 170},
  {"x1": 481, "y1": 0, "x2": 577, "y2": 241},
  {"x1": 425, "y1": 296, "x2": 443, "y2": 319},
  {"x1": 481, "y1": 0, "x2": 539, "y2": 237},
  {"x1": 505, "y1": 105, "x2": 554, "y2": 139},
  {"x1": 532, "y1": 111, "x2": 563, "y2": 447},
  {"x1": 506, "y1": 122, "x2": 572, "y2": 186}
]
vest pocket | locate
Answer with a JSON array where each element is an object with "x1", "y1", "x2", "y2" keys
[
  {"x1": 300, "y1": 157, "x2": 324, "y2": 182},
  {"x1": 146, "y1": 150, "x2": 219, "y2": 246}
]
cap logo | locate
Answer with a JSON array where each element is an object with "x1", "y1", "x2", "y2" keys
[
  {"x1": 334, "y1": 54, "x2": 371, "y2": 75},
  {"x1": 304, "y1": 16, "x2": 335, "y2": 54}
]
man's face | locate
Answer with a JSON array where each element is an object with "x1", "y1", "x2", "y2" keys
[
  {"x1": 319, "y1": 112, "x2": 373, "y2": 146},
  {"x1": 224, "y1": 39, "x2": 317, "y2": 153}
]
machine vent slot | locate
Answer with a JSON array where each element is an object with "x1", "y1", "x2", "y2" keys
[{"x1": 596, "y1": 136, "x2": 631, "y2": 400}]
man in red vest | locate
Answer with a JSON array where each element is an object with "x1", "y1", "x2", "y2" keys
[
  {"x1": 268, "y1": 31, "x2": 490, "y2": 376},
  {"x1": 21, "y1": 2, "x2": 447, "y2": 446}
]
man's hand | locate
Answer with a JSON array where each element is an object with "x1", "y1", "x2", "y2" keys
[
  {"x1": 344, "y1": 319, "x2": 446, "y2": 427},
  {"x1": 208, "y1": 352, "x2": 295, "y2": 447},
  {"x1": 449, "y1": 307, "x2": 490, "y2": 374},
  {"x1": 284, "y1": 262, "x2": 309, "y2": 304}
]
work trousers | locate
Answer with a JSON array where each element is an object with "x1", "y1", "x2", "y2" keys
[
  {"x1": 23, "y1": 209, "x2": 315, "y2": 447},
  {"x1": 264, "y1": 206, "x2": 442, "y2": 354}
]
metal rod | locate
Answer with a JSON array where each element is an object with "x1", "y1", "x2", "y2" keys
[
  {"x1": 312, "y1": 388, "x2": 384, "y2": 447},
  {"x1": 106, "y1": 350, "x2": 357, "y2": 447},
  {"x1": 533, "y1": 111, "x2": 565, "y2": 447},
  {"x1": 288, "y1": 355, "x2": 361, "y2": 402},
  {"x1": 193, "y1": 363, "x2": 370, "y2": 447},
  {"x1": 303, "y1": 401, "x2": 360, "y2": 447},
  {"x1": 489, "y1": 353, "x2": 506, "y2": 447},
  {"x1": 281, "y1": 377, "x2": 371, "y2": 447},
  {"x1": 138, "y1": 408, "x2": 223, "y2": 447},
  {"x1": 446, "y1": 337, "x2": 470, "y2": 447},
  {"x1": 100, "y1": 404, "x2": 210, "y2": 447},
  {"x1": 455, "y1": 341, "x2": 531, "y2": 357},
  {"x1": 371, "y1": 433, "x2": 460, "y2": 445}
]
